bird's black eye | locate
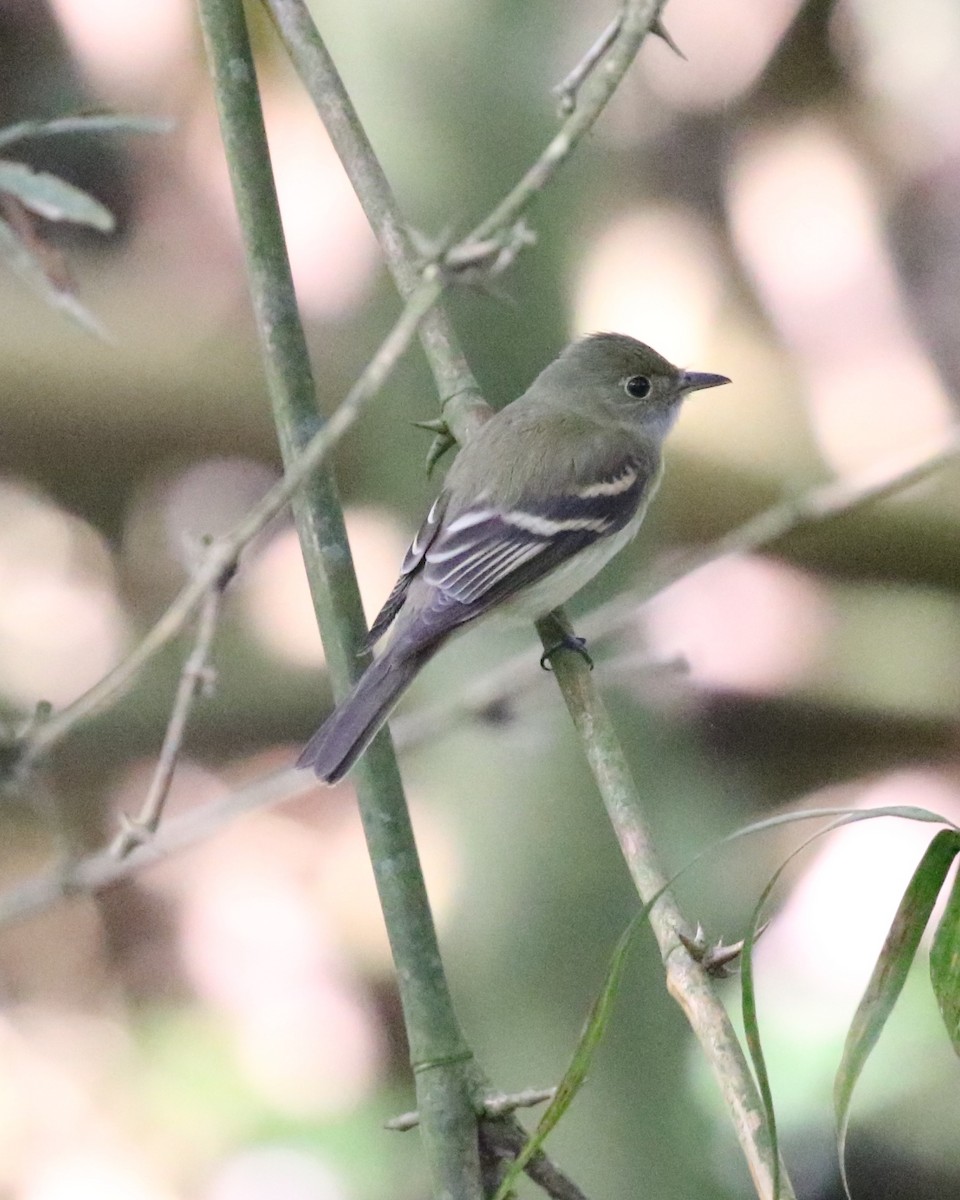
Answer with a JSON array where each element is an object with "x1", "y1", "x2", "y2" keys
[{"x1": 624, "y1": 375, "x2": 652, "y2": 399}]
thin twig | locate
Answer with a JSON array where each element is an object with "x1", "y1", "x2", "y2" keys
[
  {"x1": 386, "y1": 1087, "x2": 557, "y2": 1131},
  {"x1": 553, "y1": 13, "x2": 623, "y2": 114},
  {"x1": 0, "y1": 765, "x2": 311, "y2": 927},
  {"x1": 538, "y1": 613, "x2": 791, "y2": 1199},
  {"x1": 111, "y1": 571, "x2": 230, "y2": 859},
  {"x1": 16, "y1": 276, "x2": 441, "y2": 771},
  {"x1": 459, "y1": 0, "x2": 669, "y2": 252}
]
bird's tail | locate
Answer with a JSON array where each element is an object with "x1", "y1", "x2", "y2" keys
[{"x1": 297, "y1": 644, "x2": 424, "y2": 784}]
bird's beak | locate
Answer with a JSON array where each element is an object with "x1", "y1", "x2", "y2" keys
[{"x1": 679, "y1": 370, "x2": 730, "y2": 393}]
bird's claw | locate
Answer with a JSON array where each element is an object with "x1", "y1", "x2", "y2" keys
[{"x1": 540, "y1": 634, "x2": 593, "y2": 671}]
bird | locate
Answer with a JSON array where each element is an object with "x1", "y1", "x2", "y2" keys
[{"x1": 298, "y1": 333, "x2": 729, "y2": 782}]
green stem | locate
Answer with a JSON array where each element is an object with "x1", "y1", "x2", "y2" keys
[
  {"x1": 538, "y1": 618, "x2": 795, "y2": 1200},
  {"x1": 195, "y1": 3, "x2": 481, "y2": 1196},
  {"x1": 264, "y1": 0, "x2": 486, "y2": 431}
]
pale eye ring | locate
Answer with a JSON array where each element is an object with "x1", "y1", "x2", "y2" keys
[{"x1": 624, "y1": 375, "x2": 652, "y2": 399}]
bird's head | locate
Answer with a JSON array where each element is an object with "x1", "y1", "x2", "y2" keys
[{"x1": 551, "y1": 332, "x2": 730, "y2": 439}]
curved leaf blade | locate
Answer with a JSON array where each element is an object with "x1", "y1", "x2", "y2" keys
[
  {"x1": 834, "y1": 829, "x2": 960, "y2": 1198},
  {"x1": 0, "y1": 113, "x2": 172, "y2": 152},
  {"x1": 491, "y1": 910, "x2": 646, "y2": 1200},
  {"x1": 0, "y1": 161, "x2": 114, "y2": 230},
  {"x1": 491, "y1": 806, "x2": 958, "y2": 1200},
  {"x1": 930, "y1": 858, "x2": 960, "y2": 1056}
]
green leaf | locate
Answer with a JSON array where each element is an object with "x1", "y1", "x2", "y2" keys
[
  {"x1": 930, "y1": 849, "x2": 960, "y2": 1055},
  {"x1": 740, "y1": 820, "x2": 853, "y2": 1200},
  {"x1": 491, "y1": 805, "x2": 957, "y2": 1200},
  {"x1": 491, "y1": 908, "x2": 648, "y2": 1200},
  {"x1": 0, "y1": 113, "x2": 173, "y2": 151},
  {"x1": 0, "y1": 161, "x2": 114, "y2": 230},
  {"x1": 834, "y1": 829, "x2": 960, "y2": 1199},
  {"x1": 737, "y1": 808, "x2": 958, "y2": 1200}
]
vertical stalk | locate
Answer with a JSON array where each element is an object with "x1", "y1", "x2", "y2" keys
[{"x1": 195, "y1": 3, "x2": 482, "y2": 1196}]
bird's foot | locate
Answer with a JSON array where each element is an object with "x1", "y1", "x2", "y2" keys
[{"x1": 540, "y1": 633, "x2": 593, "y2": 672}]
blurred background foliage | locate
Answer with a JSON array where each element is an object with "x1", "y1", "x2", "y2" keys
[{"x1": 1, "y1": 0, "x2": 959, "y2": 1197}]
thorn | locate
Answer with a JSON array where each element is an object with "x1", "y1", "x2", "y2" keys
[
  {"x1": 424, "y1": 430, "x2": 457, "y2": 476},
  {"x1": 651, "y1": 17, "x2": 686, "y2": 60},
  {"x1": 679, "y1": 923, "x2": 769, "y2": 978},
  {"x1": 413, "y1": 416, "x2": 457, "y2": 474},
  {"x1": 412, "y1": 417, "x2": 449, "y2": 435}
]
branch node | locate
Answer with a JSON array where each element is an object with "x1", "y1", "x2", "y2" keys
[
  {"x1": 110, "y1": 812, "x2": 154, "y2": 860},
  {"x1": 441, "y1": 220, "x2": 537, "y2": 284},
  {"x1": 678, "y1": 922, "x2": 769, "y2": 978}
]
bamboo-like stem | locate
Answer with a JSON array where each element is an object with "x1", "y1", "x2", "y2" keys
[
  {"x1": 111, "y1": 574, "x2": 229, "y2": 858},
  {"x1": 195, "y1": 3, "x2": 481, "y2": 1197}
]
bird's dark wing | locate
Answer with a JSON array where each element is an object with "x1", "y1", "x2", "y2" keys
[
  {"x1": 420, "y1": 454, "x2": 648, "y2": 617},
  {"x1": 363, "y1": 492, "x2": 448, "y2": 648}
]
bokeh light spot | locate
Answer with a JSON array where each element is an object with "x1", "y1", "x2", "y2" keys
[
  {"x1": 573, "y1": 207, "x2": 723, "y2": 365},
  {"x1": 644, "y1": 555, "x2": 829, "y2": 695},
  {"x1": 0, "y1": 483, "x2": 129, "y2": 709},
  {"x1": 240, "y1": 508, "x2": 409, "y2": 668}
]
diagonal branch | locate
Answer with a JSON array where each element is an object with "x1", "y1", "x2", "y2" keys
[{"x1": 462, "y1": 0, "x2": 669, "y2": 251}]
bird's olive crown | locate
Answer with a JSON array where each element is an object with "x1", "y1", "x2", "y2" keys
[{"x1": 567, "y1": 332, "x2": 683, "y2": 408}]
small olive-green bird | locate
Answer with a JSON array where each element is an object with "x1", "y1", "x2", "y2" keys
[{"x1": 299, "y1": 333, "x2": 729, "y2": 782}]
